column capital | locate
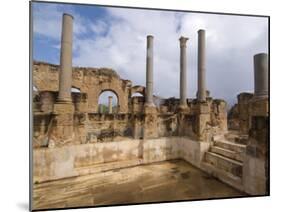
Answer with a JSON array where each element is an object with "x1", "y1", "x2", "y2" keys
[{"x1": 179, "y1": 36, "x2": 189, "y2": 47}]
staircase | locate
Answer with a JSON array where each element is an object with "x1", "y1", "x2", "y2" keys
[{"x1": 202, "y1": 132, "x2": 246, "y2": 191}]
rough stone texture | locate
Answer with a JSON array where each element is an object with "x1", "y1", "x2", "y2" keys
[
  {"x1": 243, "y1": 97, "x2": 269, "y2": 195},
  {"x1": 237, "y1": 92, "x2": 254, "y2": 134},
  {"x1": 228, "y1": 104, "x2": 240, "y2": 130},
  {"x1": 33, "y1": 61, "x2": 131, "y2": 113}
]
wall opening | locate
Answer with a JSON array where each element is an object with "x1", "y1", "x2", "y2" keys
[{"x1": 98, "y1": 91, "x2": 118, "y2": 114}]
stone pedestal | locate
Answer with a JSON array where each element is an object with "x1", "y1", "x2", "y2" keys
[
  {"x1": 49, "y1": 102, "x2": 75, "y2": 147},
  {"x1": 195, "y1": 102, "x2": 210, "y2": 141},
  {"x1": 143, "y1": 106, "x2": 158, "y2": 139}
]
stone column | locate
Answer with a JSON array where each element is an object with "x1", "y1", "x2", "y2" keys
[
  {"x1": 145, "y1": 35, "x2": 155, "y2": 107},
  {"x1": 179, "y1": 36, "x2": 189, "y2": 108},
  {"x1": 254, "y1": 53, "x2": 268, "y2": 98},
  {"x1": 197, "y1": 29, "x2": 206, "y2": 102},
  {"x1": 108, "y1": 96, "x2": 113, "y2": 114},
  {"x1": 58, "y1": 13, "x2": 73, "y2": 102}
]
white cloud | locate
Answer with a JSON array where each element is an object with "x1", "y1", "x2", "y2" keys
[{"x1": 34, "y1": 4, "x2": 268, "y2": 106}]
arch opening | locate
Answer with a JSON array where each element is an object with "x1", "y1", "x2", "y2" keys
[{"x1": 98, "y1": 90, "x2": 119, "y2": 114}]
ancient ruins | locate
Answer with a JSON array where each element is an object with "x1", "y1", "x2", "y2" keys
[{"x1": 32, "y1": 13, "x2": 269, "y2": 208}]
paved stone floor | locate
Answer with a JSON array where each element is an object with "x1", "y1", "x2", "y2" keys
[{"x1": 33, "y1": 159, "x2": 247, "y2": 210}]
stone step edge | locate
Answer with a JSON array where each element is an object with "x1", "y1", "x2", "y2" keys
[
  {"x1": 200, "y1": 162, "x2": 244, "y2": 192},
  {"x1": 205, "y1": 151, "x2": 243, "y2": 166},
  {"x1": 215, "y1": 140, "x2": 247, "y2": 149},
  {"x1": 210, "y1": 146, "x2": 243, "y2": 162}
]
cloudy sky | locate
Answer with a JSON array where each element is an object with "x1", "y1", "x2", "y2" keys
[{"x1": 32, "y1": 2, "x2": 268, "y2": 107}]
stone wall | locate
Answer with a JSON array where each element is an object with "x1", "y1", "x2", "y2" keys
[
  {"x1": 33, "y1": 136, "x2": 210, "y2": 183},
  {"x1": 33, "y1": 61, "x2": 131, "y2": 113},
  {"x1": 237, "y1": 92, "x2": 254, "y2": 134}
]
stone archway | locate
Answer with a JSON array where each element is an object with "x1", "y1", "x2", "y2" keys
[{"x1": 97, "y1": 90, "x2": 119, "y2": 113}]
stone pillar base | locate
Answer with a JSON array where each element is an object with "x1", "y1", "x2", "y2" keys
[
  {"x1": 250, "y1": 97, "x2": 269, "y2": 117},
  {"x1": 48, "y1": 102, "x2": 75, "y2": 147},
  {"x1": 177, "y1": 104, "x2": 189, "y2": 113},
  {"x1": 195, "y1": 102, "x2": 210, "y2": 141},
  {"x1": 143, "y1": 105, "x2": 158, "y2": 139}
]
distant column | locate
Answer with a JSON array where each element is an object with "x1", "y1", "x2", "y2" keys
[
  {"x1": 179, "y1": 36, "x2": 189, "y2": 108},
  {"x1": 108, "y1": 96, "x2": 113, "y2": 114},
  {"x1": 145, "y1": 35, "x2": 155, "y2": 106},
  {"x1": 58, "y1": 13, "x2": 73, "y2": 102},
  {"x1": 254, "y1": 53, "x2": 268, "y2": 98},
  {"x1": 197, "y1": 29, "x2": 207, "y2": 102}
]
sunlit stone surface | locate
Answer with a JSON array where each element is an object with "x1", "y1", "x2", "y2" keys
[{"x1": 33, "y1": 159, "x2": 245, "y2": 210}]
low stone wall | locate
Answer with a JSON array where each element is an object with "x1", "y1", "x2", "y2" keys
[{"x1": 33, "y1": 137, "x2": 211, "y2": 183}]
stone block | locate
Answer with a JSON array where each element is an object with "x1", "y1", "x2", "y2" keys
[
  {"x1": 53, "y1": 102, "x2": 74, "y2": 114},
  {"x1": 196, "y1": 103, "x2": 210, "y2": 114},
  {"x1": 250, "y1": 98, "x2": 269, "y2": 117}
]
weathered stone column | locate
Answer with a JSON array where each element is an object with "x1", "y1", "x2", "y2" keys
[
  {"x1": 197, "y1": 29, "x2": 207, "y2": 102},
  {"x1": 145, "y1": 35, "x2": 155, "y2": 107},
  {"x1": 108, "y1": 96, "x2": 113, "y2": 114},
  {"x1": 58, "y1": 13, "x2": 73, "y2": 102},
  {"x1": 254, "y1": 53, "x2": 268, "y2": 98},
  {"x1": 51, "y1": 14, "x2": 75, "y2": 147},
  {"x1": 179, "y1": 36, "x2": 188, "y2": 108}
]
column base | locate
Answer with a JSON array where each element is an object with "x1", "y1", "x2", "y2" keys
[
  {"x1": 53, "y1": 102, "x2": 74, "y2": 114},
  {"x1": 143, "y1": 105, "x2": 158, "y2": 139}
]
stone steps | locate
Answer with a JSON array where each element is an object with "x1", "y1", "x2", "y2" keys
[
  {"x1": 214, "y1": 140, "x2": 246, "y2": 153},
  {"x1": 201, "y1": 134, "x2": 247, "y2": 192},
  {"x1": 201, "y1": 162, "x2": 244, "y2": 192},
  {"x1": 211, "y1": 146, "x2": 243, "y2": 162},
  {"x1": 205, "y1": 152, "x2": 243, "y2": 177}
]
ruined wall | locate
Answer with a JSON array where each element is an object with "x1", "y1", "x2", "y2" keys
[
  {"x1": 33, "y1": 136, "x2": 210, "y2": 183},
  {"x1": 237, "y1": 92, "x2": 254, "y2": 134},
  {"x1": 33, "y1": 61, "x2": 131, "y2": 113},
  {"x1": 228, "y1": 103, "x2": 240, "y2": 130},
  {"x1": 33, "y1": 61, "x2": 228, "y2": 148}
]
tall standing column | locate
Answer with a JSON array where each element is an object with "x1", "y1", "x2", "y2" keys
[
  {"x1": 197, "y1": 29, "x2": 206, "y2": 102},
  {"x1": 58, "y1": 13, "x2": 73, "y2": 102},
  {"x1": 108, "y1": 96, "x2": 113, "y2": 114},
  {"x1": 179, "y1": 36, "x2": 189, "y2": 108},
  {"x1": 145, "y1": 35, "x2": 155, "y2": 107},
  {"x1": 254, "y1": 53, "x2": 268, "y2": 98}
]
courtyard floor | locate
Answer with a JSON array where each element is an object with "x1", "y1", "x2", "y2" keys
[{"x1": 33, "y1": 159, "x2": 247, "y2": 210}]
